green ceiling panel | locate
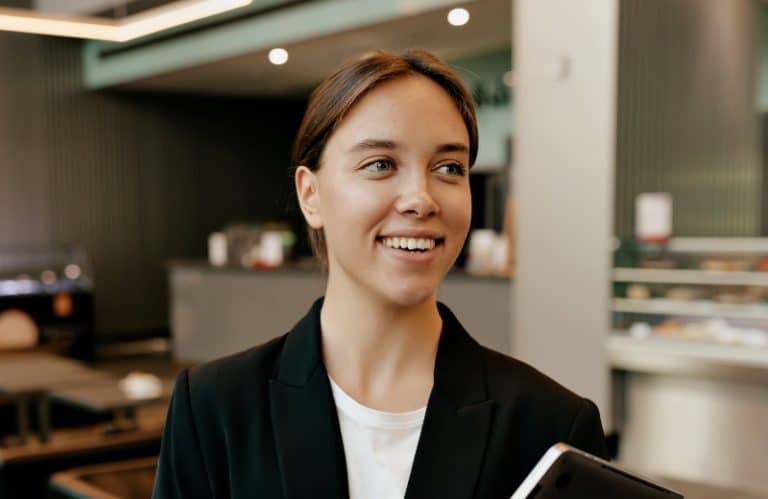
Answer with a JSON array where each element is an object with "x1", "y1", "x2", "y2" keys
[{"x1": 82, "y1": 0, "x2": 460, "y2": 90}]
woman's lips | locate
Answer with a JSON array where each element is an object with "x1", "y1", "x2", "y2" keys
[{"x1": 376, "y1": 238, "x2": 443, "y2": 264}]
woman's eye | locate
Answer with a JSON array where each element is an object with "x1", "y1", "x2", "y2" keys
[
  {"x1": 362, "y1": 159, "x2": 394, "y2": 173},
  {"x1": 435, "y1": 162, "x2": 467, "y2": 176}
]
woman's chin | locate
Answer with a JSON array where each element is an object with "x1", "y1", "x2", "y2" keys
[{"x1": 380, "y1": 282, "x2": 437, "y2": 308}]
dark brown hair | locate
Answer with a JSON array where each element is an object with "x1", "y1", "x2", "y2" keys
[{"x1": 292, "y1": 49, "x2": 478, "y2": 271}]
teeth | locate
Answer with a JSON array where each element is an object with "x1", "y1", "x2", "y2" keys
[{"x1": 380, "y1": 237, "x2": 438, "y2": 250}]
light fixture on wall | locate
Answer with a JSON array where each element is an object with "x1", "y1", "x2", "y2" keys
[
  {"x1": 447, "y1": 7, "x2": 470, "y2": 27},
  {"x1": 0, "y1": 0, "x2": 252, "y2": 42}
]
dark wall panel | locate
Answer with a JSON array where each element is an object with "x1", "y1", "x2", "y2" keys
[
  {"x1": 0, "y1": 34, "x2": 50, "y2": 242},
  {"x1": 0, "y1": 33, "x2": 305, "y2": 336},
  {"x1": 616, "y1": 0, "x2": 761, "y2": 236}
]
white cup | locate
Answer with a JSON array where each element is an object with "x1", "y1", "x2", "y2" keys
[
  {"x1": 260, "y1": 232, "x2": 284, "y2": 267},
  {"x1": 208, "y1": 232, "x2": 227, "y2": 267},
  {"x1": 467, "y1": 229, "x2": 496, "y2": 275}
]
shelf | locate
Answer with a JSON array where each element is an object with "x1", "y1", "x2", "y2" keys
[
  {"x1": 612, "y1": 298, "x2": 768, "y2": 320},
  {"x1": 658, "y1": 237, "x2": 768, "y2": 254},
  {"x1": 613, "y1": 268, "x2": 768, "y2": 286},
  {"x1": 607, "y1": 332, "x2": 768, "y2": 382},
  {"x1": 627, "y1": 237, "x2": 768, "y2": 254}
]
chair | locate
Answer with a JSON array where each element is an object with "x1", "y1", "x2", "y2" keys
[
  {"x1": 0, "y1": 425, "x2": 161, "y2": 499},
  {"x1": 49, "y1": 456, "x2": 157, "y2": 499}
]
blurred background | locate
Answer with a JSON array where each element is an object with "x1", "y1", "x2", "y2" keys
[{"x1": 0, "y1": 0, "x2": 767, "y2": 497}]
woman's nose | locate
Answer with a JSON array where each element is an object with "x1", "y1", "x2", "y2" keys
[{"x1": 394, "y1": 176, "x2": 439, "y2": 218}]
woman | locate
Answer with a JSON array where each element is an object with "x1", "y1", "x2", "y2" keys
[{"x1": 153, "y1": 50, "x2": 607, "y2": 499}]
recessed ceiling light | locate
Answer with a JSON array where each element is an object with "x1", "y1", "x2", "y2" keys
[
  {"x1": 269, "y1": 47, "x2": 288, "y2": 65},
  {"x1": 447, "y1": 7, "x2": 470, "y2": 27}
]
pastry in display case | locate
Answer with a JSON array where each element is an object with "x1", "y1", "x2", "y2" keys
[
  {"x1": 0, "y1": 244, "x2": 94, "y2": 360},
  {"x1": 612, "y1": 237, "x2": 768, "y2": 350}
]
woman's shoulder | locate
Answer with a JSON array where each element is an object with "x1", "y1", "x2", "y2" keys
[
  {"x1": 475, "y1": 345, "x2": 609, "y2": 460},
  {"x1": 182, "y1": 334, "x2": 289, "y2": 406},
  {"x1": 477, "y1": 345, "x2": 590, "y2": 413}
]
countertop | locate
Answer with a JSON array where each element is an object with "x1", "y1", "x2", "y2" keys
[{"x1": 168, "y1": 259, "x2": 512, "y2": 283}]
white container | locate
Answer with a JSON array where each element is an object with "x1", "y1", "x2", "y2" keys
[
  {"x1": 208, "y1": 232, "x2": 227, "y2": 267},
  {"x1": 490, "y1": 236, "x2": 509, "y2": 275},
  {"x1": 636, "y1": 193, "x2": 672, "y2": 243},
  {"x1": 260, "y1": 231, "x2": 284, "y2": 267},
  {"x1": 467, "y1": 229, "x2": 497, "y2": 276}
]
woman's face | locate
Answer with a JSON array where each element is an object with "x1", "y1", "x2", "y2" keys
[{"x1": 297, "y1": 74, "x2": 472, "y2": 307}]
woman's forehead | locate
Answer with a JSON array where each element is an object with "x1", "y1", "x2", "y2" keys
[{"x1": 329, "y1": 76, "x2": 469, "y2": 150}]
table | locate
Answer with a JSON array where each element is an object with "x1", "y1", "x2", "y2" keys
[
  {"x1": 49, "y1": 380, "x2": 172, "y2": 430},
  {"x1": 49, "y1": 456, "x2": 158, "y2": 499},
  {"x1": 0, "y1": 353, "x2": 113, "y2": 443}
]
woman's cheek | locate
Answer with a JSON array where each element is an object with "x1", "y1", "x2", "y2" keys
[
  {"x1": 446, "y1": 190, "x2": 472, "y2": 228},
  {"x1": 326, "y1": 182, "x2": 387, "y2": 234}
]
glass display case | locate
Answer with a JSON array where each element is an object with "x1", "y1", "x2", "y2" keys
[
  {"x1": 610, "y1": 237, "x2": 768, "y2": 376},
  {"x1": 609, "y1": 239, "x2": 768, "y2": 494},
  {"x1": 0, "y1": 244, "x2": 94, "y2": 360}
]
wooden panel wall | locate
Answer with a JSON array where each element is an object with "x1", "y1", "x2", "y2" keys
[
  {"x1": 615, "y1": 0, "x2": 762, "y2": 236},
  {"x1": 0, "y1": 32, "x2": 305, "y2": 336}
]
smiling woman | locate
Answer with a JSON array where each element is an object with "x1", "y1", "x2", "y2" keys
[
  {"x1": 291, "y1": 50, "x2": 477, "y2": 276},
  {"x1": 153, "y1": 50, "x2": 608, "y2": 499},
  {"x1": 295, "y1": 69, "x2": 472, "y2": 309}
]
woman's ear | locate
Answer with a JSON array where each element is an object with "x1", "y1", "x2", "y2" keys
[{"x1": 295, "y1": 166, "x2": 323, "y2": 229}]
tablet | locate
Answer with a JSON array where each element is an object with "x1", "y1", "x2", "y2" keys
[{"x1": 510, "y1": 443, "x2": 684, "y2": 499}]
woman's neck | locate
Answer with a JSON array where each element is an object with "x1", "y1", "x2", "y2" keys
[{"x1": 320, "y1": 277, "x2": 442, "y2": 412}]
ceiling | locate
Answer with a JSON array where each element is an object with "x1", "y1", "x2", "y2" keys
[
  {"x1": 31, "y1": 0, "x2": 174, "y2": 18},
  {"x1": 114, "y1": 0, "x2": 511, "y2": 97}
]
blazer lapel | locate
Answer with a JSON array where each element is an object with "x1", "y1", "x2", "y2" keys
[
  {"x1": 405, "y1": 303, "x2": 494, "y2": 499},
  {"x1": 269, "y1": 297, "x2": 349, "y2": 499}
]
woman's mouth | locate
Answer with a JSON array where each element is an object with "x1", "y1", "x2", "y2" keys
[{"x1": 377, "y1": 236, "x2": 444, "y2": 252}]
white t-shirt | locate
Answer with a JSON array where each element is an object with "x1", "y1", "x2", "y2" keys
[{"x1": 329, "y1": 376, "x2": 426, "y2": 499}]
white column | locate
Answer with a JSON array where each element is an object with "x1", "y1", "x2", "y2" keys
[{"x1": 512, "y1": 0, "x2": 618, "y2": 425}]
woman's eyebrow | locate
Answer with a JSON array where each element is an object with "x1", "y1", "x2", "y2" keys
[
  {"x1": 349, "y1": 139, "x2": 398, "y2": 152},
  {"x1": 435, "y1": 143, "x2": 469, "y2": 154},
  {"x1": 349, "y1": 139, "x2": 469, "y2": 154}
]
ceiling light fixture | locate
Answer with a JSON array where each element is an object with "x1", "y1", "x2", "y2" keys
[
  {"x1": 447, "y1": 7, "x2": 470, "y2": 27},
  {"x1": 268, "y1": 47, "x2": 288, "y2": 65},
  {"x1": 0, "y1": 0, "x2": 252, "y2": 42},
  {"x1": 0, "y1": 7, "x2": 117, "y2": 40}
]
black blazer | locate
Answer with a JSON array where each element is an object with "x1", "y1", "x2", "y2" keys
[{"x1": 153, "y1": 297, "x2": 607, "y2": 499}]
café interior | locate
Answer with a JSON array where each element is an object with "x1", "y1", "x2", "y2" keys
[{"x1": 1, "y1": 0, "x2": 768, "y2": 497}]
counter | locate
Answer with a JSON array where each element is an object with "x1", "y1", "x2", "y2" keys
[
  {"x1": 169, "y1": 261, "x2": 512, "y2": 363},
  {"x1": 609, "y1": 333, "x2": 768, "y2": 494}
]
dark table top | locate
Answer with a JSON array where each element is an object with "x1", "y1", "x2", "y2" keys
[
  {"x1": 0, "y1": 353, "x2": 113, "y2": 396},
  {"x1": 49, "y1": 380, "x2": 173, "y2": 413}
]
